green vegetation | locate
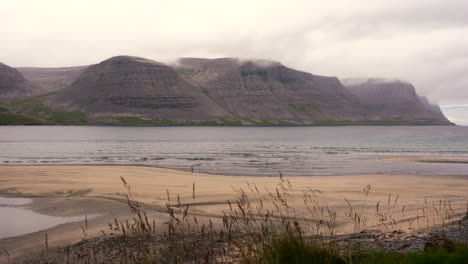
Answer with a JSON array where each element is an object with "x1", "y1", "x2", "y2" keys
[
  {"x1": 29, "y1": 90, "x2": 61, "y2": 99},
  {"x1": 243, "y1": 119, "x2": 297, "y2": 125},
  {"x1": 244, "y1": 119, "x2": 278, "y2": 125},
  {"x1": 79, "y1": 96, "x2": 98, "y2": 105},
  {"x1": 277, "y1": 120, "x2": 296, "y2": 125},
  {"x1": 114, "y1": 116, "x2": 243, "y2": 126},
  {"x1": 310, "y1": 119, "x2": 449, "y2": 126},
  {"x1": 312, "y1": 120, "x2": 357, "y2": 126},
  {"x1": 0, "y1": 113, "x2": 39, "y2": 125},
  {"x1": 256, "y1": 232, "x2": 468, "y2": 264},
  {"x1": 0, "y1": 92, "x2": 87, "y2": 125},
  {"x1": 115, "y1": 116, "x2": 157, "y2": 125},
  {"x1": 216, "y1": 119, "x2": 243, "y2": 125},
  {"x1": 289, "y1": 103, "x2": 308, "y2": 113},
  {"x1": 0, "y1": 92, "x2": 450, "y2": 126},
  {"x1": 50, "y1": 111, "x2": 87, "y2": 124},
  {"x1": 0, "y1": 105, "x2": 9, "y2": 112},
  {"x1": 400, "y1": 245, "x2": 468, "y2": 264},
  {"x1": 367, "y1": 246, "x2": 468, "y2": 264},
  {"x1": 176, "y1": 68, "x2": 198, "y2": 79},
  {"x1": 288, "y1": 103, "x2": 322, "y2": 114},
  {"x1": 258, "y1": 231, "x2": 344, "y2": 264},
  {"x1": 241, "y1": 70, "x2": 269, "y2": 81}
]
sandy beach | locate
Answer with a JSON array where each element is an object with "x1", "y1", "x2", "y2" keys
[{"x1": 0, "y1": 165, "x2": 467, "y2": 262}]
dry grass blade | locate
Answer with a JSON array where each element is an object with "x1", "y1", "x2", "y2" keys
[{"x1": 33, "y1": 177, "x2": 467, "y2": 264}]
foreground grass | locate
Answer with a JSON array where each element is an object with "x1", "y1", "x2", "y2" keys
[
  {"x1": 257, "y1": 231, "x2": 468, "y2": 264},
  {"x1": 371, "y1": 246, "x2": 468, "y2": 264},
  {"x1": 13, "y1": 177, "x2": 468, "y2": 263},
  {"x1": 258, "y1": 231, "x2": 345, "y2": 264}
]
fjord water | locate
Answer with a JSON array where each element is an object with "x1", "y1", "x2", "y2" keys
[{"x1": 0, "y1": 126, "x2": 467, "y2": 176}]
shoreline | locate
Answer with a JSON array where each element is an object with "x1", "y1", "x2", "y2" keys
[
  {"x1": 0, "y1": 165, "x2": 467, "y2": 262},
  {"x1": 0, "y1": 123, "x2": 457, "y2": 127},
  {"x1": 1, "y1": 165, "x2": 467, "y2": 215},
  {"x1": 1, "y1": 162, "x2": 468, "y2": 178},
  {"x1": 383, "y1": 157, "x2": 468, "y2": 164}
]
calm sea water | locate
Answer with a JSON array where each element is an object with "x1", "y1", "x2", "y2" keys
[{"x1": 1, "y1": 126, "x2": 468, "y2": 176}]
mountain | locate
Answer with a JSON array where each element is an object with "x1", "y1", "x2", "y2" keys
[
  {"x1": 173, "y1": 58, "x2": 369, "y2": 123},
  {"x1": 49, "y1": 56, "x2": 228, "y2": 122},
  {"x1": 418, "y1": 96, "x2": 451, "y2": 123},
  {"x1": 342, "y1": 78, "x2": 452, "y2": 125},
  {"x1": 0, "y1": 62, "x2": 37, "y2": 99},
  {"x1": 0, "y1": 56, "x2": 454, "y2": 125},
  {"x1": 17, "y1": 66, "x2": 87, "y2": 94}
]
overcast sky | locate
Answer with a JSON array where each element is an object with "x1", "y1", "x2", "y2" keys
[{"x1": 1, "y1": 0, "x2": 467, "y2": 115}]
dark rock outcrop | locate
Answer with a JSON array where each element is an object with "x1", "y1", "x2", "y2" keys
[
  {"x1": 0, "y1": 62, "x2": 37, "y2": 99},
  {"x1": 342, "y1": 78, "x2": 452, "y2": 125}
]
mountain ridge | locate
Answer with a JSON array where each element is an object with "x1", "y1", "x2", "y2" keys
[
  {"x1": 0, "y1": 56, "x2": 454, "y2": 125},
  {"x1": 174, "y1": 57, "x2": 370, "y2": 123},
  {"x1": 342, "y1": 78, "x2": 448, "y2": 121}
]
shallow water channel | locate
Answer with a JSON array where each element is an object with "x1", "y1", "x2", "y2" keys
[{"x1": 0, "y1": 197, "x2": 91, "y2": 239}]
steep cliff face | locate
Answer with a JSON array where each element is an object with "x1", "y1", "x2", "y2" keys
[
  {"x1": 176, "y1": 58, "x2": 368, "y2": 123},
  {"x1": 342, "y1": 78, "x2": 452, "y2": 124},
  {"x1": 18, "y1": 66, "x2": 88, "y2": 93},
  {"x1": 0, "y1": 62, "x2": 37, "y2": 99},
  {"x1": 50, "y1": 56, "x2": 228, "y2": 121},
  {"x1": 418, "y1": 96, "x2": 451, "y2": 122}
]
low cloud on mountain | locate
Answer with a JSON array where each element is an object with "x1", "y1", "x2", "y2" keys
[{"x1": 1, "y1": 0, "x2": 467, "y2": 111}]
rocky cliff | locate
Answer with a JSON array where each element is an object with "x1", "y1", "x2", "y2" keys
[
  {"x1": 418, "y1": 96, "x2": 451, "y2": 123},
  {"x1": 49, "y1": 56, "x2": 378, "y2": 124},
  {"x1": 49, "y1": 56, "x2": 228, "y2": 121},
  {"x1": 342, "y1": 78, "x2": 452, "y2": 125},
  {"x1": 0, "y1": 62, "x2": 37, "y2": 99},
  {"x1": 175, "y1": 58, "x2": 369, "y2": 123}
]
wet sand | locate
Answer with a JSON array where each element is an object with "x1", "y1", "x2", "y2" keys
[
  {"x1": 0, "y1": 165, "x2": 467, "y2": 262},
  {"x1": 384, "y1": 157, "x2": 468, "y2": 164}
]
